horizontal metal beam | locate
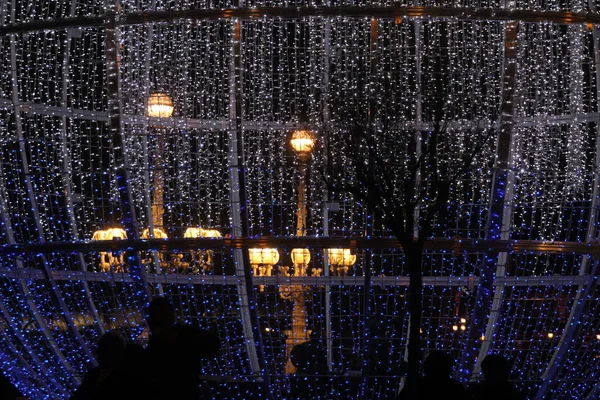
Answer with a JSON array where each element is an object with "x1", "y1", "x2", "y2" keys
[
  {"x1": 2, "y1": 7, "x2": 600, "y2": 35},
  {"x1": 1, "y1": 236, "x2": 599, "y2": 255},
  {"x1": 0, "y1": 268, "x2": 591, "y2": 286},
  {"x1": 5, "y1": 98, "x2": 599, "y2": 130}
]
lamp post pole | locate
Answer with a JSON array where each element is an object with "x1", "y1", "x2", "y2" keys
[
  {"x1": 282, "y1": 130, "x2": 316, "y2": 374},
  {"x1": 147, "y1": 93, "x2": 174, "y2": 235}
]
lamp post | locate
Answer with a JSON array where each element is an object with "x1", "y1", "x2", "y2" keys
[
  {"x1": 143, "y1": 93, "x2": 174, "y2": 273},
  {"x1": 281, "y1": 129, "x2": 316, "y2": 374},
  {"x1": 147, "y1": 92, "x2": 174, "y2": 235}
]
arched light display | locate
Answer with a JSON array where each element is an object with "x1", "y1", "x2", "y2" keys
[{"x1": 0, "y1": 1, "x2": 599, "y2": 399}]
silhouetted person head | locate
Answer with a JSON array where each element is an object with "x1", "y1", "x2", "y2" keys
[
  {"x1": 96, "y1": 331, "x2": 126, "y2": 368},
  {"x1": 481, "y1": 354, "x2": 511, "y2": 383},
  {"x1": 146, "y1": 297, "x2": 175, "y2": 336},
  {"x1": 423, "y1": 350, "x2": 454, "y2": 379}
]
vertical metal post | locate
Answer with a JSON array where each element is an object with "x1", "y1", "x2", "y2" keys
[
  {"x1": 104, "y1": 0, "x2": 151, "y2": 312},
  {"x1": 536, "y1": 22, "x2": 600, "y2": 399},
  {"x1": 461, "y1": 20, "x2": 519, "y2": 381},
  {"x1": 0, "y1": 169, "x2": 64, "y2": 395},
  {"x1": 322, "y1": 17, "x2": 333, "y2": 372},
  {"x1": 583, "y1": 15, "x2": 600, "y2": 400},
  {"x1": 61, "y1": 0, "x2": 105, "y2": 340},
  {"x1": 360, "y1": 17, "x2": 378, "y2": 398},
  {"x1": 6, "y1": 4, "x2": 76, "y2": 390},
  {"x1": 141, "y1": 7, "x2": 165, "y2": 290},
  {"x1": 228, "y1": 10, "x2": 272, "y2": 396},
  {"x1": 9, "y1": 6, "x2": 96, "y2": 382},
  {"x1": 403, "y1": 17, "x2": 423, "y2": 376}
]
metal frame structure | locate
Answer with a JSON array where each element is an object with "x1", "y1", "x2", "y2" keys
[{"x1": 1, "y1": 2, "x2": 600, "y2": 398}]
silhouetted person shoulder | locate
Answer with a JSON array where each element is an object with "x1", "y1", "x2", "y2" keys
[
  {"x1": 0, "y1": 371, "x2": 25, "y2": 400},
  {"x1": 70, "y1": 331, "x2": 126, "y2": 400},
  {"x1": 144, "y1": 297, "x2": 221, "y2": 400},
  {"x1": 290, "y1": 331, "x2": 328, "y2": 375},
  {"x1": 397, "y1": 350, "x2": 465, "y2": 400},
  {"x1": 290, "y1": 332, "x2": 329, "y2": 399},
  {"x1": 468, "y1": 354, "x2": 524, "y2": 400}
]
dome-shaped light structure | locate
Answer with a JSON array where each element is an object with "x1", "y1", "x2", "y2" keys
[
  {"x1": 290, "y1": 130, "x2": 315, "y2": 162},
  {"x1": 291, "y1": 248, "x2": 311, "y2": 265},
  {"x1": 147, "y1": 92, "x2": 174, "y2": 118}
]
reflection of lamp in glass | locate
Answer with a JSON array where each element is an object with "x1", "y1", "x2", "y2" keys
[
  {"x1": 249, "y1": 248, "x2": 280, "y2": 282},
  {"x1": 327, "y1": 248, "x2": 357, "y2": 276},
  {"x1": 147, "y1": 92, "x2": 174, "y2": 118},
  {"x1": 184, "y1": 228, "x2": 222, "y2": 274},
  {"x1": 91, "y1": 227, "x2": 127, "y2": 272}
]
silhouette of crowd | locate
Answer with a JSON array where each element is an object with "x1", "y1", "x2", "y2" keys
[
  {"x1": 69, "y1": 296, "x2": 221, "y2": 400},
  {"x1": 0, "y1": 299, "x2": 527, "y2": 399}
]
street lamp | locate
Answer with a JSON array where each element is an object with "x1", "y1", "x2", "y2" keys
[
  {"x1": 281, "y1": 129, "x2": 317, "y2": 374},
  {"x1": 290, "y1": 129, "x2": 315, "y2": 237}
]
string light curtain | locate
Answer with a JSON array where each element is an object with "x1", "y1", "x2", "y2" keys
[{"x1": 1, "y1": 0, "x2": 600, "y2": 398}]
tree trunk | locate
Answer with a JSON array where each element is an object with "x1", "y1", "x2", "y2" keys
[{"x1": 404, "y1": 243, "x2": 424, "y2": 399}]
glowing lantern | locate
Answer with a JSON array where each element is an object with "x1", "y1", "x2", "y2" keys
[
  {"x1": 327, "y1": 248, "x2": 356, "y2": 276},
  {"x1": 291, "y1": 248, "x2": 311, "y2": 266},
  {"x1": 147, "y1": 92, "x2": 174, "y2": 118},
  {"x1": 290, "y1": 130, "x2": 315, "y2": 162},
  {"x1": 248, "y1": 248, "x2": 280, "y2": 268}
]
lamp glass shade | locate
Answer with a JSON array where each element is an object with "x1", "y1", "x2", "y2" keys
[
  {"x1": 140, "y1": 227, "x2": 168, "y2": 239},
  {"x1": 184, "y1": 227, "x2": 222, "y2": 238},
  {"x1": 327, "y1": 248, "x2": 356, "y2": 267},
  {"x1": 147, "y1": 93, "x2": 174, "y2": 118},
  {"x1": 291, "y1": 248, "x2": 311, "y2": 265},
  {"x1": 91, "y1": 227, "x2": 127, "y2": 241},
  {"x1": 248, "y1": 248, "x2": 280, "y2": 265},
  {"x1": 290, "y1": 130, "x2": 315, "y2": 156}
]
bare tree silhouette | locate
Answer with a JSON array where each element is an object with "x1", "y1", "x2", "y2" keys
[{"x1": 317, "y1": 67, "x2": 509, "y2": 397}]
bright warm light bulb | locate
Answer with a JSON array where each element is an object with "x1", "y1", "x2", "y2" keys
[
  {"x1": 452, "y1": 325, "x2": 458, "y2": 331},
  {"x1": 460, "y1": 325, "x2": 466, "y2": 331},
  {"x1": 596, "y1": 334, "x2": 600, "y2": 341},
  {"x1": 460, "y1": 318, "x2": 467, "y2": 324},
  {"x1": 290, "y1": 130, "x2": 315, "y2": 158},
  {"x1": 547, "y1": 332, "x2": 555, "y2": 339},
  {"x1": 147, "y1": 92, "x2": 174, "y2": 118}
]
